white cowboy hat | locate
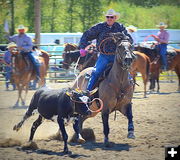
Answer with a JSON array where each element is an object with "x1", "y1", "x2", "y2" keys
[
  {"x1": 16, "y1": 24, "x2": 28, "y2": 32},
  {"x1": 105, "y1": 9, "x2": 120, "y2": 20},
  {"x1": 156, "y1": 22, "x2": 168, "y2": 28},
  {"x1": 7, "y1": 42, "x2": 17, "y2": 48},
  {"x1": 126, "y1": 25, "x2": 137, "y2": 32}
]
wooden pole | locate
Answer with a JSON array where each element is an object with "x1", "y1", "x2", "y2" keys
[
  {"x1": 10, "y1": 0, "x2": 15, "y2": 35},
  {"x1": 34, "y1": 0, "x2": 41, "y2": 47}
]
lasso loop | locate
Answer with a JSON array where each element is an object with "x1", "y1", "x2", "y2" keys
[{"x1": 98, "y1": 37, "x2": 116, "y2": 55}]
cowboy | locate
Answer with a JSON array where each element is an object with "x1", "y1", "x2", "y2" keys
[
  {"x1": 151, "y1": 22, "x2": 169, "y2": 70},
  {"x1": 127, "y1": 25, "x2": 138, "y2": 46},
  {"x1": 79, "y1": 9, "x2": 133, "y2": 91},
  {"x1": 3, "y1": 42, "x2": 16, "y2": 90},
  {"x1": 5, "y1": 25, "x2": 41, "y2": 81}
]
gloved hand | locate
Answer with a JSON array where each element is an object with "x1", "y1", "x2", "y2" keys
[{"x1": 80, "y1": 49, "x2": 87, "y2": 57}]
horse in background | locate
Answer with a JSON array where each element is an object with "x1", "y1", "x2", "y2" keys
[
  {"x1": 61, "y1": 44, "x2": 98, "y2": 71},
  {"x1": 130, "y1": 51, "x2": 150, "y2": 97},
  {"x1": 167, "y1": 48, "x2": 180, "y2": 91},
  {"x1": 11, "y1": 47, "x2": 49, "y2": 106},
  {"x1": 64, "y1": 43, "x2": 78, "y2": 53},
  {"x1": 135, "y1": 45, "x2": 161, "y2": 92}
]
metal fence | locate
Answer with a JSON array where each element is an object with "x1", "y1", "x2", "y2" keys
[{"x1": 0, "y1": 44, "x2": 178, "y2": 83}]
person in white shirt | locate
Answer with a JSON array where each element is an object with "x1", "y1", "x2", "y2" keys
[{"x1": 127, "y1": 25, "x2": 138, "y2": 47}]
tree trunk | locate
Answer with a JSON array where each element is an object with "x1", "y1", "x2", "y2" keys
[
  {"x1": 10, "y1": 0, "x2": 15, "y2": 35},
  {"x1": 34, "y1": 0, "x2": 41, "y2": 47}
]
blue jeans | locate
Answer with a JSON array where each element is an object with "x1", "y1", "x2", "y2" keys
[
  {"x1": 25, "y1": 51, "x2": 40, "y2": 77},
  {"x1": 157, "y1": 44, "x2": 168, "y2": 70},
  {"x1": 5, "y1": 66, "x2": 16, "y2": 90},
  {"x1": 87, "y1": 54, "x2": 115, "y2": 91}
]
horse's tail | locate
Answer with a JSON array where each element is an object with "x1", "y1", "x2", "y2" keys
[
  {"x1": 146, "y1": 57, "x2": 151, "y2": 81},
  {"x1": 13, "y1": 89, "x2": 41, "y2": 132}
]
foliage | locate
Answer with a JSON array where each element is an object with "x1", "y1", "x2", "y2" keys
[{"x1": 0, "y1": 0, "x2": 179, "y2": 43}]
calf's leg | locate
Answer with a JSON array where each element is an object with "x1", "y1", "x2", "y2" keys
[
  {"x1": 58, "y1": 116, "x2": 69, "y2": 154},
  {"x1": 73, "y1": 118, "x2": 85, "y2": 143},
  {"x1": 29, "y1": 115, "x2": 43, "y2": 141}
]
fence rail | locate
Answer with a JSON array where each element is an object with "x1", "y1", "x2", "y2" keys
[{"x1": 0, "y1": 43, "x2": 179, "y2": 83}]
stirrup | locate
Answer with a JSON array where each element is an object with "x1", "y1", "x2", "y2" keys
[{"x1": 36, "y1": 76, "x2": 41, "y2": 82}]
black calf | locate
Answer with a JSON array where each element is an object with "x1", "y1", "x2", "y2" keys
[{"x1": 13, "y1": 87, "x2": 95, "y2": 154}]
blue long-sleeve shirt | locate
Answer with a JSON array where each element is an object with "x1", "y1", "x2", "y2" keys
[
  {"x1": 6, "y1": 34, "x2": 33, "y2": 52},
  {"x1": 79, "y1": 22, "x2": 133, "y2": 54},
  {"x1": 4, "y1": 51, "x2": 12, "y2": 64}
]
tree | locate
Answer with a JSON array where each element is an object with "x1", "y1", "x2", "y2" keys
[{"x1": 78, "y1": 0, "x2": 103, "y2": 31}]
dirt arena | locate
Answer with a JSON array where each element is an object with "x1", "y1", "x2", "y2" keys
[{"x1": 0, "y1": 79, "x2": 179, "y2": 160}]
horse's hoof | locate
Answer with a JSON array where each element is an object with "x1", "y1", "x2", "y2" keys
[
  {"x1": 13, "y1": 123, "x2": 22, "y2": 131},
  {"x1": 13, "y1": 125, "x2": 19, "y2": 131},
  {"x1": 63, "y1": 149, "x2": 70, "y2": 155},
  {"x1": 127, "y1": 131, "x2": 135, "y2": 139},
  {"x1": 77, "y1": 138, "x2": 86, "y2": 144},
  {"x1": 104, "y1": 138, "x2": 111, "y2": 147},
  {"x1": 21, "y1": 101, "x2": 25, "y2": 106}
]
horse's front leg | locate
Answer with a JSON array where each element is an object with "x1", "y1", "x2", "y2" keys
[
  {"x1": 101, "y1": 109, "x2": 110, "y2": 147},
  {"x1": 78, "y1": 115, "x2": 88, "y2": 133},
  {"x1": 57, "y1": 116, "x2": 69, "y2": 154},
  {"x1": 126, "y1": 103, "x2": 135, "y2": 139},
  {"x1": 14, "y1": 84, "x2": 21, "y2": 106},
  {"x1": 73, "y1": 117, "x2": 85, "y2": 144},
  {"x1": 22, "y1": 84, "x2": 29, "y2": 105}
]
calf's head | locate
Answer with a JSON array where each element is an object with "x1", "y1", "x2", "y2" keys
[{"x1": 66, "y1": 88, "x2": 102, "y2": 116}]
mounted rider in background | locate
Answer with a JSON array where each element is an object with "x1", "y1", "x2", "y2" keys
[
  {"x1": 151, "y1": 22, "x2": 169, "y2": 71},
  {"x1": 5, "y1": 25, "x2": 41, "y2": 81}
]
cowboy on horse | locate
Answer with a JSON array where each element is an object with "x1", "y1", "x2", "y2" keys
[
  {"x1": 5, "y1": 25, "x2": 41, "y2": 81},
  {"x1": 151, "y1": 22, "x2": 170, "y2": 71},
  {"x1": 79, "y1": 9, "x2": 133, "y2": 91}
]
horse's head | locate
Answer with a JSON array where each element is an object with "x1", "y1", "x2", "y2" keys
[
  {"x1": 9, "y1": 47, "x2": 19, "y2": 56},
  {"x1": 64, "y1": 43, "x2": 78, "y2": 52},
  {"x1": 61, "y1": 51, "x2": 81, "y2": 70},
  {"x1": 110, "y1": 32, "x2": 136, "y2": 69},
  {"x1": 61, "y1": 52, "x2": 73, "y2": 69}
]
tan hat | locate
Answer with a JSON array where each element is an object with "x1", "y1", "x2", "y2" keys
[
  {"x1": 156, "y1": 22, "x2": 167, "y2": 28},
  {"x1": 127, "y1": 25, "x2": 137, "y2": 32},
  {"x1": 16, "y1": 25, "x2": 28, "y2": 32},
  {"x1": 105, "y1": 9, "x2": 120, "y2": 20},
  {"x1": 7, "y1": 42, "x2": 17, "y2": 48}
]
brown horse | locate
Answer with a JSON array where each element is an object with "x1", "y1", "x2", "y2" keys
[
  {"x1": 167, "y1": 49, "x2": 180, "y2": 91},
  {"x1": 72, "y1": 33, "x2": 136, "y2": 146},
  {"x1": 11, "y1": 48, "x2": 49, "y2": 106},
  {"x1": 135, "y1": 45, "x2": 161, "y2": 92},
  {"x1": 63, "y1": 43, "x2": 78, "y2": 53},
  {"x1": 130, "y1": 51, "x2": 150, "y2": 97},
  {"x1": 61, "y1": 44, "x2": 97, "y2": 70}
]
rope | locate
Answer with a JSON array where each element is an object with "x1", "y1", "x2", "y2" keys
[
  {"x1": 73, "y1": 56, "x2": 81, "y2": 88},
  {"x1": 70, "y1": 97, "x2": 103, "y2": 113},
  {"x1": 98, "y1": 37, "x2": 115, "y2": 55}
]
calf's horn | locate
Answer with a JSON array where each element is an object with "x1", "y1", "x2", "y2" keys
[{"x1": 89, "y1": 87, "x2": 98, "y2": 95}]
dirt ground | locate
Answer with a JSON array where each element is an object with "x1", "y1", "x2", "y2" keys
[{"x1": 0, "y1": 79, "x2": 179, "y2": 160}]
